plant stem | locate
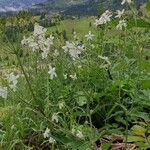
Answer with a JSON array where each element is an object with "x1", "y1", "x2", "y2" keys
[
  {"x1": 125, "y1": 113, "x2": 128, "y2": 150},
  {"x1": 16, "y1": 53, "x2": 37, "y2": 102}
]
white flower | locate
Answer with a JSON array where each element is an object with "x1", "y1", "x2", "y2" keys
[
  {"x1": 94, "y1": 10, "x2": 112, "y2": 27},
  {"x1": 69, "y1": 73, "x2": 77, "y2": 80},
  {"x1": 62, "y1": 41, "x2": 84, "y2": 60},
  {"x1": 91, "y1": 44, "x2": 95, "y2": 49},
  {"x1": 0, "y1": 86, "x2": 8, "y2": 99},
  {"x1": 43, "y1": 128, "x2": 50, "y2": 138},
  {"x1": 63, "y1": 74, "x2": 67, "y2": 79},
  {"x1": 34, "y1": 24, "x2": 47, "y2": 36},
  {"x1": 29, "y1": 41, "x2": 39, "y2": 52},
  {"x1": 49, "y1": 137, "x2": 56, "y2": 144},
  {"x1": 71, "y1": 128, "x2": 84, "y2": 139},
  {"x1": 98, "y1": 55, "x2": 111, "y2": 65},
  {"x1": 71, "y1": 128, "x2": 76, "y2": 134},
  {"x1": 121, "y1": 0, "x2": 132, "y2": 5},
  {"x1": 62, "y1": 41, "x2": 74, "y2": 53},
  {"x1": 121, "y1": 0, "x2": 126, "y2": 5},
  {"x1": 94, "y1": 19, "x2": 101, "y2": 27},
  {"x1": 41, "y1": 48, "x2": 49, "y2": 59},
  {"x1": 11, "y1": 125, "x2": 16, "y2": 130},
  {"x1": 7, "y1": 73, "x2": 19, "y2": 92},
  {"x1": 115, "y1": 9, "x2": 125, "y2": 18},
  {"x1": 85, "y1": 31, "x2": 95, "y2": 41},
  {"x1": 21, "y1": 24, "x2": 54, "y2": 59},
  {"x1": 21, "y1": 36, "x2": 28, "y2": 45},
  {"x1": 69, "y1": 48, "x2": 81, "y2": 60},
  {"x1": 77, "y1": 65, "x2": 82, "y2": 69},
  {"x1": 76, "y1": 130, "x2": 84, "y2": 139},
  {"x1": 54, "y1": 49, "x2": 59, "y2": 57},
  {"x1": 73, "y1": 31, "x2": 77, "y2": 39},
  {"x1": 45, "y1": 35, "x2": 54, "y2": 46},
  {"x1": 51, "y1": 113, "x2": 59, "y2": 123},
  {"x1": 116, "y1": 20, "x2": 127, "y2": 30},
  {"x1": 48, "y1": 65, "x2": 57, "y2": 80},
  {"x1": 58, "y1": 101, "x2": 65, "y2": 109}
]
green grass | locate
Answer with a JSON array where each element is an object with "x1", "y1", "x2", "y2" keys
[{"x1": 47, "y1": 17, "x2": 96, "y2": 38}]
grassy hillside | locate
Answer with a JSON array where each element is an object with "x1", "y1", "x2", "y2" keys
[{"x1": 47, "y1": 17, "x2": 95, "y2": 37}]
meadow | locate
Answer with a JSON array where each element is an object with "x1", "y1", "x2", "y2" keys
[{"x1": 0, "y1": 1, "x2": 150, "y2": 150}]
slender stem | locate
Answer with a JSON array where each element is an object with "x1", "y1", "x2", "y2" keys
[
  {"x1": 51, "y1": 143, "x2": 55, "y2": 150},
  {"x1": 16, "y1": 53, "x2": 37, "y2": 102},
  {"x1": 125, "y1": 112, "x2": 128, "y2": 150}
]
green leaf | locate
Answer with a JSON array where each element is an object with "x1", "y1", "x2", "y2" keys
[
  {"x1": 140, "y1": 61, "x2": 150, "y2": 70},
  {"x1": 127, "y1": 136, "x2": 145, "y2": 142},
  {"x1": 101, "y1": 141, "x2": 112, "y2": 150},
  {"x1": 136, "y1": 142, "x2": 150, "y2": 150},
  {"x1": 54, "y1": 133, "x2": 88, "y2": 150},
  {"x1": 130, "y1": 111, "x2": 150, "y2": 122},
  {"x1": 131, "y1": 125, "x2": 146, "y2": 137},
  {"x1": 54, "y1": 130, "x2": 106, "y2": 150},
  {"x1": 141, "y1": 80, "x2": 150, "y2": 89},
  {"x1": 142, "y1": 90, "x2": 150, "y2": 101}
]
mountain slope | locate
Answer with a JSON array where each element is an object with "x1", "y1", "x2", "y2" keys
[
  {"x1": 31, "y1": 0, "x2": 147, "y2": 15},
  {"x1": 0, "y1": 0, "x2": 47, "y2": 12},
  {"x1": 0, "y1": 0, "x2": 147, "y2": 15}
]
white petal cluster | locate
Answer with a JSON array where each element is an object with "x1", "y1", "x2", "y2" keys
[
  {"x1": 21, "y1": 24, "x2": 54, "y2": 59},
  {"x1": 121, "y1": 0, "x2": 132, "y2": 5},
  {"x1": 69, "y1": 73, "x2": 77, "y2": 80},
  {"x1": 34, "y1": 24, "x2": 47, "y2": 36},
  {"x1": 62, "y1": 41, "x2": 84, "y2": 60},
  {"x1": 49, "y1": 137, "x2": 56, "y2": 144},
  {"x1": 43, "y1": 128, "x2": 56, "y2": 144},
  {"x1": 116, "y1": 20, "x2": 127, "y2": 30},
  {"x1": 76, "y1": 130, "x2": 84, "y2": 139},
  {"x1": 85, "y1": 31, "x2": 95, "y2": 41},
  {"x1": 7, "y1": 73, "x2": 19, "y2": 92},
  {"x1": 0, "y1": 86, "x2": 8, "y2": 99},
  {"x1": 48, "y1": 64, "x2": 57, "y2": 80},
  {"x1": 51, "y1": 113, "x2": 59, "y2": 123},
  {"x1": 115, "y1": 9, "x2": 125, "y2": 18},
  {"x1": 73, "y1": 31, "x2": 77, "y2": 39},
  {"x1": 53, "y1": 49, "x2": 59, "y2": 57},
  {"x1": 94, "y1": 10, "x2": 112, "y2": 27},
  {"x1": 63, "y1": 73, "x2": 67, "y2": 79},
  {"x1": 58, "y1": 101, "x2": 65, "y2": 109},
  {"x1": 43, "y1": 127, "x2": 50, "y2": 138},
  {"x1": 71, "y1": 128, "x2": 84, "y2": 139}
]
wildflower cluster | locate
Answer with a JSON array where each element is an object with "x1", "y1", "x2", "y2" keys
[
  {"x1": 116, "y1": 19, "x2": 127, "y2": 30},
  {"x1": 0, "y1": 86, "x2": 7, "y2": 99},
  {"x1": 72, "y1": 128, "x2": 84, "y2": 139},
  {"x1": 21, "y1": 24, "x2": 54, "y2": 59},
  {"x1": 62, "y1": 41, "x2": 85, "y2": 60},
  {"x1": 94, "y1": 10, "x2": 112, "y2": 26},
  {"x1": 7, "y1": 73, "x2": 19, "y2": 92},
  {"x1": 43, "y1": 128, "x2": 56, "y2": 144},
  {"x1": 94, "y1": 1, "x2": 131, "y2": 30},
  {"x1": 0, "y1": 72, "x2": 19, "y2": 99}
]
